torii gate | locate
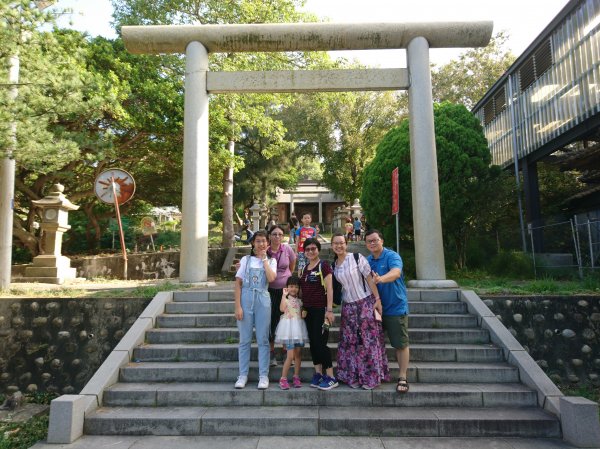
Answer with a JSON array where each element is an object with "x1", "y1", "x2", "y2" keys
[{"x1": 122, "y1": 22, "x2": 492, "y2": 287}]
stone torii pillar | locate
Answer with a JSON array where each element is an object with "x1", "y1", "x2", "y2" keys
[{"x1": 122, "y1": 22, "x2": 492, "y2": 286}]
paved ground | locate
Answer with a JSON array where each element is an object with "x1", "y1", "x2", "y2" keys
[{"x1": 30, "y1": 435, "x2": 591, "y2": 449}]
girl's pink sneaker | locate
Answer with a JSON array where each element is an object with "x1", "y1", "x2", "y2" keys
[
  {"x1": 292, "y1": 375, "x2": 302, "y2": 388},
  {"x1": 279, "y1": 377, "x2": 290, "y2": 390}
]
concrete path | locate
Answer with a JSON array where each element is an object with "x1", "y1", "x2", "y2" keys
[{"x1": 30, "y1": 435, "x2": 589, "y2": 449}]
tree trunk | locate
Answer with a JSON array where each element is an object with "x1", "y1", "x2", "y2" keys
[
  {"x1": 83, "y1": 204, "x2": 102, "y2": 252},
  {"x1": 260, "y1": 177, "x2": 268, "y2": 229},
  {"x1": 222, "y1": 139, "x2": 235, "y2": 248},
  {"x1": 13, "y1": 222, "x2": 39, "y2": 257}
]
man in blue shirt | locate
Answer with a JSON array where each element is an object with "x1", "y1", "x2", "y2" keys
[{"x1": 365, "y1": 229, "x2": 410, "y2": 393}]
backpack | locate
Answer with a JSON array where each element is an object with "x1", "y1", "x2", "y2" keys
[{"x1": 331, "y1": 253, "x2": 364, "y2": 305}]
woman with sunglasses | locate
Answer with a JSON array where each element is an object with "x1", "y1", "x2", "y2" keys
[
  {"x1": 331, "y1": 232, "x2": 389, "y2": 390},
  {"x1": 267, "y1": 225, "x2": 297, "y2": 367},
  {"x1": 299, "y1": 238, "x2": 338, "y2": 390}
]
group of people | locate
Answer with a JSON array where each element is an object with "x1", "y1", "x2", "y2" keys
[{"x1": 233, "y1": 213, "x2": 410, "y2": 394}]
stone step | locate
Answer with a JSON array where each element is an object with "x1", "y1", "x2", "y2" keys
[
  {"x1": 102, "y1": 382, "x2": 537, "y2": 408},
  {"x1": 173, "y1": 291, "x2": 234, "y2": 302},
  {"x1": 84, "y1": 405, "x2": 559, "y2": 437},
  {"x1": 144, "y1": 327, "x2": 490, "y2": 345},
  {"x1": 157, "y1": 313, "x2": 478, "y2": 329},
  {"x1": 133, "y1": 343, "x2": 503, "y2": 363},
  {"x1": 165, "y1": 301, "x2": 468, "y2": 315},
  {"x1": 171, "y1": 289, "x2": 461, "y2": 303},
  {"x1": 120, "y1": 361, "x2": 520, "y2": 384}
]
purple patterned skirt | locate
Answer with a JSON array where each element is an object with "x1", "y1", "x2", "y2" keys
[{"x1": 336, "y1": 294, "x2": 390, "y2": 388}]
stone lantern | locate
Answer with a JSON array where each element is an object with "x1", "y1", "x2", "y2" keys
[
  {"x1": 249, "y1": 201, "x2": 261, "y2": 232},
  {"x1": 350, "y1": 198, "x2": 363, "y2": 219},
  {"x1": 24, "y1": 184, "x2": 79, "y2": 284}
]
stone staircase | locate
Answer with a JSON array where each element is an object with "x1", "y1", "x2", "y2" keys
[{"x1": 79, "y1": 288, "x2": 563, "y2": 439}]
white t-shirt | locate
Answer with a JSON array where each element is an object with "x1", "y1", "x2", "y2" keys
[{"x1": 235, "y1": 255, "x2": 277, "y2": 279}]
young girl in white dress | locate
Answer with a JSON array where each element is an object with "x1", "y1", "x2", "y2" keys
[{"x1": 274, "y1": 275, "x2": 309, "y2": 389}]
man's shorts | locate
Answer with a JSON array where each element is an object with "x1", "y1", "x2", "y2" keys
[{"x1": 382, "y1": 314, "x2": 409, "y2": 349}]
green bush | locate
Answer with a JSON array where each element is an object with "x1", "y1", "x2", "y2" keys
[
  {"x1": 154, "y1": 230, "x2": 181, "y2": 248},
  {"x1": 361, "y1": 102, "x2": 502, "y2": 269},
  {"x1": 487, "y1": 251, "x2": 534, "y2": 278},
  {"x1": 210, "y1": 208, "x2": 223, "y2": 223}
]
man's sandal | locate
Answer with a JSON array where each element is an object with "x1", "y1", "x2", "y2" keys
[{"x1": 396, "y1": 377, "x2": 409, "y2": 394}]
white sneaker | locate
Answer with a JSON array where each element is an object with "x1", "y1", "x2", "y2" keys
[
  {"x1": 234, "y1": 375, "x2": 248, "y2": 389},
  {"x1": 257, "y1": 376, "x2": 269, "y2": 390}
]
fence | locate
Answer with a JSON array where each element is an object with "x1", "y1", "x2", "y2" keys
[{"x1": 529, "y1": 214, "x2": 600, "y2": 278}]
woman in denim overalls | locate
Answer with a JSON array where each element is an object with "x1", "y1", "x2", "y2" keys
[{"x1": 234, "y1": 230, "x2": 277, "y2": 389}]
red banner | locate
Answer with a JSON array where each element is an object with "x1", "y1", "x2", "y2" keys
[{"x1": 391, "y1": 167, "x2": 399, "y2": 215}]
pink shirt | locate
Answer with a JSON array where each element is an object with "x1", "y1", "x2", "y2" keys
[{"x1": 268, "y1": 244, "x2": 296, "y2": 289}]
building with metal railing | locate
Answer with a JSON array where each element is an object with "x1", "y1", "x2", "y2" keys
[{"x1": 473, "y1": 0, "x2": 600, "y2": 251}]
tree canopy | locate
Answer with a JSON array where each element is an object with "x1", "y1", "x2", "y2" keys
[
  {"x1": 431, "y1": 32, "x2": 516, "y2": 109},
  {"x1": 361, "y1": 102, "x2": 508, "y2": 268}
]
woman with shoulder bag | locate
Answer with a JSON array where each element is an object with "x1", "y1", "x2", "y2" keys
[
  {"x1": 331, "y1": 232, "x2": 389, "y2": 390},
  {"x1": 299, "y1": 238, "x2": 338, "y2": 391}
]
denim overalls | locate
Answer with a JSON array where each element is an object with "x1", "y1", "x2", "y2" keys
[{"x1": 238, "y1": 256, "x2": 272, "y2": 378}]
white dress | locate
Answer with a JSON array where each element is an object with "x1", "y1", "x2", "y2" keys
[{"x1": 274, "y1": 295, "x2": 309, "y2": 346}]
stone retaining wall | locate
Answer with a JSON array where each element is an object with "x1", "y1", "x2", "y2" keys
[
  {"x1": 12, "y1": 248, "x2": 229, "y2": 281},
  {"x1": 0, "y1": 297, "x2": 149, "y2": 395},
  {"x1": 2, "y1": 293, "x2": 598, "y2": 395},
  {"x1": 482, "y1": 295, "x2": 600, "y2": 387}
]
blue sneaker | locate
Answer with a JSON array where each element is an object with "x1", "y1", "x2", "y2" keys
[
  {"x1": 310, "y1": 373, "x2": 323, "y2": 388},
  {"x1": 317, "y1": 375, "x2": 339, "y2": 391}
]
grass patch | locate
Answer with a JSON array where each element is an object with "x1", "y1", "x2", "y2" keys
[
  {"x1": 451, "y1": 271, "x2": 600, "y2": 295},
  {"x1": 0, "y1": 392, "x2": 57, "y2": 449},
  {"x1": 0, "y1": 279, "x2": 199, "y2": 299},
  {"x1": 0, "y1": 414, "x2": 49, "y2": 449},
  {"x1": 559, "y1": 385, "x2": 600, "y2": 403},
  {"x1": 558, "y1": 384, "x2": 600, "y2": 419}
]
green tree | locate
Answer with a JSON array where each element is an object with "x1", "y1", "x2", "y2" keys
[
  {"x1": 13, "y1": 33, "x2": 187, "y2": 255},
  {"x1": 280, "y1": 90, "x2": 402, "y2": 202},
  {"x1": 362, "y1": 102, "x2": 506, "y2": 268},
  {"x1": 431, "y1": 32, "x2": 516, "y2": 109},
  {"x1": 111, "y1": 0, "x2": 330, "y2": 246}
]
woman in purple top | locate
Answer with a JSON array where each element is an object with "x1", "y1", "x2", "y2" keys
[{"x1": 267, "y1": 225, "x2": 297, "y2": 365}]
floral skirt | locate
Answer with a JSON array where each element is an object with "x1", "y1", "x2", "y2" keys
[{"x1": 336, "y1": 295, "x2": 389, "y2": 388}]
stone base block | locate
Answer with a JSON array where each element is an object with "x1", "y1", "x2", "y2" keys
[
  {"x1": 560, "y1": 396, "x2": 600, "y2": 447},
  {"x1": 408, "y1": 279, "x2": 459, "y2": 289},
  {"x1": 29, "y1": 255, "x2": 72, "y2": 268},
  {"x1": 47, "y1": 394, "x2": 96, "y2": 444},
  {"x1": 23, "y1": 255, "x2": 77, "y2": 284}
]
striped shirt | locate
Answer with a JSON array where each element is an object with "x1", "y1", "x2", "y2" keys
[
  {"x1": 333, "y1": 252, "x2": 373, "y2": 303},
  {"x1": 300, "y1": 260, "x2": 332, "y2": 308}
]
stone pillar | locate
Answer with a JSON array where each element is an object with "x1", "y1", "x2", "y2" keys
[
  {"x1": 0, "y1": 157, "x2": 15, "y2": 288},
  {"x1": 407, "y1": 37, "x2": 456, "y2": 288},
  {"x1": 318, "y1": 198, "x2": 323, "y2": 225},
  {"x1": 180, "y1": 41, "x2": 209, "y2": 283},
  {"x1": 290, "y1": 194, "x2": 294, "y2": 215},
  {"x1": 333, "y1": 206, "x2": 344, "y2": 233}
]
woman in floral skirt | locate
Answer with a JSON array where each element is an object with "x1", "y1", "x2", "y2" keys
[{"x1": 331, "y1": 232, "x2": 389, "y2": 389}]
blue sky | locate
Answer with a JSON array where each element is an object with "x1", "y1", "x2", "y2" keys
[{"x1": 52, "y1": 0, "x2": 569, "y2": 67}]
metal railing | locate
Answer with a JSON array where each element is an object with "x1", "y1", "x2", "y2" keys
[{"x1": 529, "y1": 216, "x2": 600, "y2": 278}]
